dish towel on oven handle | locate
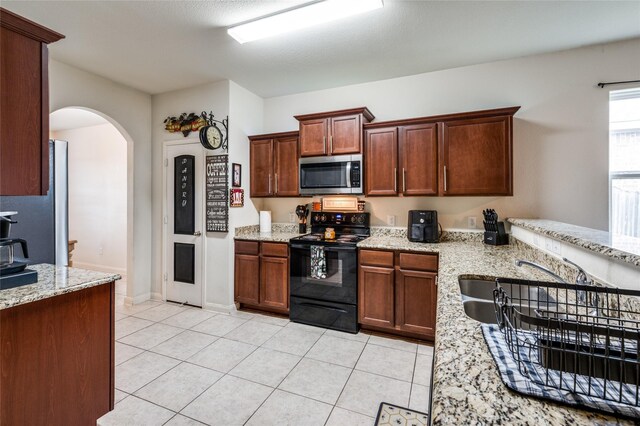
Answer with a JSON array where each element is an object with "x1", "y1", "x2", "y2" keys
[{"x1": 310, "y1": 245, "x2": 327, "y2": 279}]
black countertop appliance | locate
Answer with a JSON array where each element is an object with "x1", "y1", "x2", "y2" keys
[{"x1": 407, "y1": 210, "x2": 439, "y2": 243}]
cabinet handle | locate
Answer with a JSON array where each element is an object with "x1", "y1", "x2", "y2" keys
[
  {"x1": 323, "y1": 136, "x2": 326, "y2": 154},
  {"x1": 443, "y1": 166, "x2": 447, "y2": 192},
  {"x1": 329, "y1": 135, "x2": 333, "y2": 154},
  {"x1": 275, "y1": 173, "x2": 278, "y2": 194},
  {"x1": 402, "y1": 168, "x2": 406, "y2": 193},
  {"x1": 394, "y1": 167, "x2": 397, "y2": 192},
  {"x1": 268, "y1": 174, "x2": 271, "y2": 195},
  {"x1": 435, "y1": 276, "x2": 438, "y2": 286}
]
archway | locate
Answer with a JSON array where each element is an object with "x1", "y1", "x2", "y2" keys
[{"x1": 50, "y1": 107, "x2": 135, "y2": 302}]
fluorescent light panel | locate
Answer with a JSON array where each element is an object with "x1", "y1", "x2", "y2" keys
[{"x1": 228, "y1": 0, "x2": 383, "y2": 44}]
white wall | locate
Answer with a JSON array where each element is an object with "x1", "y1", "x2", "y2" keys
[
  {"x1": 49, "y1": 60, "x2": 152, "y2": 303},
  {"x1": 260, "y1": 38, "x2": 640, "y2": 231},
  {"x1": 52, "y1": 123, "x2": 127, "y2": 274},
  {"x1": 151, "y1": 80, "x2": 265, "y2": 310}
]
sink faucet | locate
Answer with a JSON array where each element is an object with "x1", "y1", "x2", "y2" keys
[
  {"x1": 562, "y1": 257, "x2": 600, "y2": 315},
  {"x1": 514, "y1": 259, "x2": 567, "y2": 283}
]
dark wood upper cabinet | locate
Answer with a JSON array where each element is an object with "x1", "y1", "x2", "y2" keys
[
  {"x1": 249, "y1": 131, "x2": 299, "y2": 197},
  {"x1": 299, "y1": 118, "x2": 327, "y2": 157},
  {"x1": 249, "y1": 138, "x2": 274, "y2": 197},
  {"x1": 440, "y1": 114, "x2": 514, "y2": 196},
  {"x1": 364, "y1": 127, "x2": 398, "y2": 196},
  {"x1": 0, "y1": 8, "x2": 64, "y2": 196},
  {"x1": 364, "y1": 106, "x2": 519, "y2": 197},
  {"x1": 274, "y1": 136, "x2": 299, "y2": 196},
  {"x1": 399, "y1": 124, "x2": 438, "y2": 195},
  {"x1": 295, "y1": 107, "x2": 374, "y2": 157}
]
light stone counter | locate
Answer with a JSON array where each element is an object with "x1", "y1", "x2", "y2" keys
[
  {"x1": 0, "y1": 264, "x2": 120, "y2": 310},
  {"x1": 356, "y1": 235, "x2": 632, "y2": 425},
  {"x1": 508, "y1": 218, "x2": 640, "y2": 267}
]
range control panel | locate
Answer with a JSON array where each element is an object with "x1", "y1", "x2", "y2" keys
[{"x1": 310, "y1": 212, "x2": 370, "y2": 226}]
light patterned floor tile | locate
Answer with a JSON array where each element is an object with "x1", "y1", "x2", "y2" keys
[
  {"x1": 161, "y1": 309, "x2": 216, "y2": 329},
  {"x1": 356, "y1": 344, "x2": 416, "y2": 382},
  {"x1": 250, "y1": 313, "x2": 290, "y2": 327},
  {"x1": 245, "y1": 390, "x2": 332, "y2": 426},
  {"x1": 368, "y1": 334, "x2": 418, "y2": 353},
  {"x1": 181, "y1": 375, "x2": 272, "y2": 426},
  {"x1": 97, "y1": 395, "x2": 174, "y2": 426},
  {"x1": 224, "y1": 320, "x2": 282, "y2": 346},
  {"x1": 418, "y1": 343, "x2": 435, "y2": 356},
  {"x1": 134, "y1": 362, "x2": 222, "y2": 412},
  {"x1": 115, "y1": 342, "x2": 144, "y2": 365},
  {"x1": 119, "y1": 323, "x2": 184, "y2": 350},
  {"x1": 305, "y1": 334, "x2": 366, "y2": 368},
  {"x1": 324, "y1": 329, "x2": 370, "y2": 343},
  {"x1": 190, "y1": 314, "x2": 247, "y2": 336},
  {"x1": 278, "y1": 358, "x2": 352, "y2": 405},
  {"x1": 115, "y1": 351, "x2": 180, "y2": 393},
  {"x1": 409, "y1": 383, "x2": 431, "y2": 414},
  {"x1": 336, "y1": 370, "x2": 411, "y2": 416},
  {"x1": 165, "y1": 414, "x2": 207, "y2": 425},
  {"x1": 115, "y1": 316, "x2": 154, "y2": 340},
  {"x1": 413, "y1": 354, "x2": 433, "y2": 386},
  {"x1": 262, "y1": 326, "x2": 322, "y2": 356},
  {"x1": 187, "y1": 337, "x2": 256, "y2": 373},
  {"x1": 116, "y1": 300, "x2": 161, "y2": 316},
  {"x1": 229, "y1": 347, "x2": 301, "y2": 387},
  {"x1": 150, "y1": 330, "x2": 218, "y2": 360},
  {"x1": 325, "y1": 406, "x2": 375, "y2": 426},
  {"x1": 133, "y1": 303, "x2": 187, "y2": 322}
]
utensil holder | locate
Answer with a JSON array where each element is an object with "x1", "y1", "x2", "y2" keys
[
  {"x1": 298, "y1": 224, "x2": 306, "y2": 234},
  {"x1": 484, "y1": 222, "x2": 508, "y2": 245}
]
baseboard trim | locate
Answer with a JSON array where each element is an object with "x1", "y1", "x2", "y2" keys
[
  {"x1": 123, "y1": 292, "x2": 152, "y2": 306},
  {"x1": 150, "y1": 292, "x2": 164, "y2": 301},
  {"x1": 203, "y1": 302, "x2": 236, "y2": 314},
  {"x1": 73, "y1": 262, "x2": 126, "y2": 277}
]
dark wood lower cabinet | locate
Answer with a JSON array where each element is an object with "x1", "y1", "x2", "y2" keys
[
  {"x1": 359, "y1": 249, "x2": 438, "y2": 340},
  {"x1": 234, "y1": 240, "x2": 289, "y2": 314},
  {"x1": 0, "y1": 282, "x2": 115, "y2": 425},
  {"x1": 396, "y1": 269, "x2": 437, "y2": 338}
]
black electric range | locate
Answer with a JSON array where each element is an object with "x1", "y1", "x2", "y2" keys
[{"x1": 289, "y1": 212, "x2": 370, "y2": 333}]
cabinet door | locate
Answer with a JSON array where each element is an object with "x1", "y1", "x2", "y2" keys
[
  {"x1": 274, "y1": 136, "x2": 299, "y2": 196},
  {"x1": 234, "y1": 254, "x2": 260, "y2": 305},
  {"x1": 396, "y1": 269, "x2": 437, "y2": 338},
  {"x1": 299, "y1": 118, "x2": 327, "y2": 157},
  {"x1": 364, "y1": 127, "x2": 398, "y2": 196},
  {"x1": 440, "y1": 115, "x2": 512, "y2": 195},
  {"x1": 358, "y1": 264, "x2": 395, "y2": 328},
  {"x1": 250, "y1": 139, "x2": 274, "y2": 197},
  {"x1": 330, "y1": 114, "x2": 361, "y2": 155},
  {"x1": 0, "y1": 28, "x2": 48, "y2": 195},
  {"x1": 399, "y1": 124, "x2": 438, "y2": 195},
  {"x1": 260, "y1": 256, "x2": 289, "y2": 312}
]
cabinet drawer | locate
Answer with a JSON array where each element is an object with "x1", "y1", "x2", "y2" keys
[
  {"x1": 235, "y1": 240, "x2": 259, "y2": 255},
  {"x1": 261, "y1": 242, "x2": 288, "y2": 257},
  {"x1": 398, "y1": 252, "x2": 438, "y2": 272},
  {"x1": 359, "y1": 250, "x2": 394, "y2": 268}
]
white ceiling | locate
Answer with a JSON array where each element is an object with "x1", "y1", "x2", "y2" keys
[
  {"x1": 50, "y1": 108, "x2": 108, "y2": 131},
  {"x1": 3, "y1": 1, "x2": 640, "y2": 98}
]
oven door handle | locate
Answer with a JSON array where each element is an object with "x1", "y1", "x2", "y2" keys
[
  {"x1": 290, "y1": 244, "x2": 356, "y2": 251},
  {"x1": 298, "y1": 302, "x2": 348, "y2": 314}
]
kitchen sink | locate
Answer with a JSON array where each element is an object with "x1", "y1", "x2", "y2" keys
[
  {"x1": 459, "y1": 277, "x2": 559, "y2": 326},
  {"x1": 459, "y1": 278, "x2": 556, "y2": 303}
]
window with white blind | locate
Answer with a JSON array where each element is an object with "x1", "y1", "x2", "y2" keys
[{"x1": 610, "y1": 88, "x2": 640, "y2": 238}]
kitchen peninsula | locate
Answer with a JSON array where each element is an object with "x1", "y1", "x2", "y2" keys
[{"x1": 0, "y1": 264, "x2": 120, "y2": 425}]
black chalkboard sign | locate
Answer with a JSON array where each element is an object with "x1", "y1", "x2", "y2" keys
[
  {"x1": 174, "y1": 155, "x2": 195, "y2": 235},
  {"x1": 206, "y1": 155, "x2": 229, "y2": 232}
]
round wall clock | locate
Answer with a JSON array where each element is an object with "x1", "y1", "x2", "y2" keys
[{"x1": 200, "y1": 123, "x2": 223, "y2": 150}]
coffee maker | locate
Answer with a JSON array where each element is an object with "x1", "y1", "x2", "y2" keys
[
  {"x1": 0, "y1": 211, "x2": 37, "y2": 289},
  {"x1": 407, "y1": 210, "x2": 439, "y2": 243}
]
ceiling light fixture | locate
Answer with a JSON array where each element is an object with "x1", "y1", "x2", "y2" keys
[{"x1": 227, "y1": 0, "x2": 384, "y2": 44}]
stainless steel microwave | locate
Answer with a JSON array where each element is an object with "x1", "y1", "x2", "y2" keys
[{"x1": 299, "y1": 154, "x2": 363, "y2": 195}]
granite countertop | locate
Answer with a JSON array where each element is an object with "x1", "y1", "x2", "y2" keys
[
  {"x1": 359, "y1": 235, "x2": 632, "y2": 425},
  {"x1": 509, "y1": 218, "x2": 640, "y2": 267},
  {"x1": 0, "y1": 264, "x2": 121, "y2": 310}
]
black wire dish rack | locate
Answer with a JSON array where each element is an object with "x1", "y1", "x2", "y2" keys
[{"x1": 491, "y1": 278, "x2": 640, "y2": 416}]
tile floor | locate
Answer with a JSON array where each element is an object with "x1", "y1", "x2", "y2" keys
[{"x1": 99, "y1": 281, "x2": 434, "y2": 425}]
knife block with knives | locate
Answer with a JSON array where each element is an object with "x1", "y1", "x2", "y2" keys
[{"x1": 483, "y1": 209, "x2": 509, "y2": 246}]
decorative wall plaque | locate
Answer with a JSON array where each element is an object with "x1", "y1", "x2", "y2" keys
[
  {"x1": 230, "y1": 188, "x2": 244, "y2": 207},
  {"x1": 206, "y1": 155, "x2": 229, "y2": 232}
]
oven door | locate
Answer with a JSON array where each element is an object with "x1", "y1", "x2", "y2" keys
[{"x1": 289, "y1": 243, "x2": 357, "y2": 304}]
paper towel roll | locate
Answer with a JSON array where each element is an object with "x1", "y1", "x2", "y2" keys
[{"x1": 260, "y1": 211, "x2": 272, "y2": 233}]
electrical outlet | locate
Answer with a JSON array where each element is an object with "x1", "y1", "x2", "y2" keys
[
  {"x1": 467, "y1": 216, "x2": 477, "y2": 229},
  {"x1": 387, "y1": 215, "x2": 396, "y2": 226},
  {"x1": 289, "y1": 212, "x2": 295, "y2": 223}
]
